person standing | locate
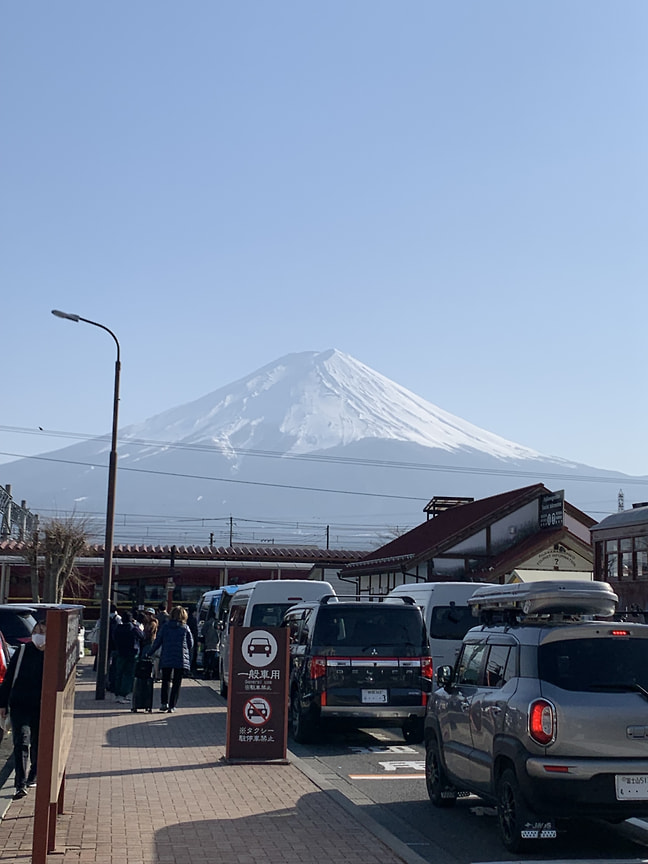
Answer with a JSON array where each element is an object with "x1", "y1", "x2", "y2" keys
[
  {"x1": 186, "y1": 605, "x2": 199, "y2": 675},
  {"x1": 148, "y1": 606, "x2": 193, "y2": 713},
  {"x1": 0, "y1": 622, "x2": 46, "y2": 799},
  {"x1": 155, "y1": 602, "x2": 170, "y2": 629},
  {"x1": 107, "y1": 604, "x2": 122, "y2": 693},
  {"x1": 202, "y1": 612, "x2": 220, "y2": 680},
  {"x1": 113, "y1": 611, "x2": 145, "y2": 704},
  {"x1": 142, "y1": 608, "x2": 158, "y2": 649}
]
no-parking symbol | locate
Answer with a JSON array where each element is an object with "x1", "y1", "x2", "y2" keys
[{"x1": 244, "y1": 697, "x2": 271, "y2": 726}]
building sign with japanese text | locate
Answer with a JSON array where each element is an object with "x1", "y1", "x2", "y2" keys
[
  {"x1": 225, "y1": 626, "x2": 288, "y2": 761},
  {"x1": 539, "y1": 490, "x2": 564, "y2": 530}
]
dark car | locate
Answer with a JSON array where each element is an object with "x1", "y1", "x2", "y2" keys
[
  {"x1": 282, "y1": 595, "x2": 432, "y2": 744},
  {"x1": 0, "y1": 605, "x2": 38, "y2": 649}
]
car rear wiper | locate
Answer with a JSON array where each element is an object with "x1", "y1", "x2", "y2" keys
[{"x1": 586, "y1": 681, "x2": 648, "y2": 701}]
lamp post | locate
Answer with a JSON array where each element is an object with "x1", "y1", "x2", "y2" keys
[{"x1": 51, "y1": 309, "x2": 120, "y2": 700}]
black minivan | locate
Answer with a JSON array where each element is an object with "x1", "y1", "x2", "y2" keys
[{"x1": 282, "y1": 596, "x2": 432, "y2": 744}]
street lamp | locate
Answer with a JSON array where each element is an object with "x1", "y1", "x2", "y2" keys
[{"x1": 51, "y1": 309, "x2": 121, "y2": 700}]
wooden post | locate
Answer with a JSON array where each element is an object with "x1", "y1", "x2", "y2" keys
[{"x1": 32, "y1": 607, "x2": 81, "y2": 864}]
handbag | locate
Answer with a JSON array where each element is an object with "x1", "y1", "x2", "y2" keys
[{"x1": 0, "y1": 645, "x2": 26, "y2": 734}]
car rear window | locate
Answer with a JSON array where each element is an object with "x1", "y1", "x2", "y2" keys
[
  {"x1": 429, "y1": 605, "x2": 476, "y2": 641},
  {"x1": 0, "y1": 611, "x2": 36, "y2": 645},
  {"x1": 538, "y1": 637, "x2": 648, "y2": 692},
  {"x1": 312, "y1": 607, "x2": 427, "y2": 656}
]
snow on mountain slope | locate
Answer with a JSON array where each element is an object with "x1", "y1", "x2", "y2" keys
[{"x1": 120, "y1": 349, "x2": 552, "y2": 464}]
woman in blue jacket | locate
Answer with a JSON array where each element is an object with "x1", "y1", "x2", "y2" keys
[{"x1": 149, "y1": 606, "x2": 193, "y2": 713}]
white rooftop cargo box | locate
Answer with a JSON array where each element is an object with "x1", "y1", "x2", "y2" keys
[{"x1": 468, "y1": 580, "x2": 617, "y2": 619}]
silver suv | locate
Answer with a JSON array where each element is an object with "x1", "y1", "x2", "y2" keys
[{"x1": 424, "y1": 580, "x2": 648, "y2": 852}]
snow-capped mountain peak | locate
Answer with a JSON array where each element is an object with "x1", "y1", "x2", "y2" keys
[{"x1": 122, "y1": 349, "x2": 544, "y2": 463}]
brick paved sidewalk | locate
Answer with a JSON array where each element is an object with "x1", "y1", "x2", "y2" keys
[{"x1": 0, "y1": 658, "x2": 409, "y2": 864}]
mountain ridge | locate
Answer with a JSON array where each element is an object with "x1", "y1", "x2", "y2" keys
[{"x1": 1, "y1": 349, "x2": 644, "y2": 548}]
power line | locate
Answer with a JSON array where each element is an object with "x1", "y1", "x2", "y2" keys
[
  {"x1": 1, "y1": 424, "x2": 646, "y2": 484},
  {"x1": 2, "y1": 444, "x2": 647, "y2": 500}
]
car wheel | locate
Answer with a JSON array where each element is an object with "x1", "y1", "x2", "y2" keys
[
  {"x1": 402, "y1": 718, "x2": 424, "y2": 744},
  {"x1": 496, "y1": 768, "x2": 534, "y2": 853},
  {"x1": 290, "y1": 689, "x2": 315, "y2": 744},
  {"x1": 425, "y1": 737, "x2": 456, "y2": 808}
]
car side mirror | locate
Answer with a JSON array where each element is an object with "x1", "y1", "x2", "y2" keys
[{"x1": 436, "y1": 665, "x2": 453, "y2": 687}]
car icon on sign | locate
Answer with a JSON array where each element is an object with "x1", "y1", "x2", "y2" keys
[
  {"x1": 247, "y1": 700, "x2": 268, "y2": 721},
  {"x1": 248, "y1": 636, "x2": 272, "y2": 658}
]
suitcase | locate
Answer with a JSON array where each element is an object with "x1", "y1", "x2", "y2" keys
[
  {"x1": 134, "y1": 656, "x2": 154, "y2": 679},
  {"x1": 132, "y1": 657, "x2": 154, "y2": 713}
]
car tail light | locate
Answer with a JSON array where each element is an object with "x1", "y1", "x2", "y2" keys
[
  {"x1": 529, "y1": 698, "x2": 556, "y2": 745},
  {"x1": 309, "y1": 656, "x2": 327, "y2": 679},
  {"x1": 421, "y1": 657, "x2": 434, "y2": 680},
  {"x1": 610, "y1": 629, "x2": 630, "y2": 637}
]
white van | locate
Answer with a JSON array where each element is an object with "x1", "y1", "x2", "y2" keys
[
  {"x1": 387, "y1": 582, "x2": 479, "y2": 673},
  {"x1": 219, "y1": 579, "x2": 335, "y2": 697}
]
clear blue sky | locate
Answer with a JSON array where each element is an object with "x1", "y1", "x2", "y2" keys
[{"x1": 2, "y1": 2, "x2": 647, "y2": 483}]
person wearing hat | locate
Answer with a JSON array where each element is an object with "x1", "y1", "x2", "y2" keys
[
  {"x1": 140, "y1": 610, "x2": 159, "y2": 681},
  {"x1": 142, "y1": 609, "x2": 158, "y2": 649}
]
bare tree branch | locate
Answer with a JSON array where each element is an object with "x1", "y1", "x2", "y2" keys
[{"x1": 21, "y1": 515, "x2": 94, "y2": 602}]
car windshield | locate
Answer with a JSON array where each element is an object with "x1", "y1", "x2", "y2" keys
[
  {"x1": 312, "y1": 607, "x2": 426, "y2": 656},
  {"x1": 538, "y1": 637, "x2": 648, "y2": 692},
  {"x1": 428, "y1": 605, "x2": 476, "y2": 640}
]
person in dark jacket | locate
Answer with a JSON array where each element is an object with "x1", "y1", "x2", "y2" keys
[
  {"x1": 113, "y1": 611, "x2": 145, "y2": 704},
  {"x1": 0, "y1": 622, "x2": 46, "y2": 799},
  {"x1": 106, "y1": 604, "x2": 122, "y2": 692},
  {"x1": 148, "y1": 606, "x2": 193, "y2": 713},
  {"x1": 186, "y1": 605, "x2": 199, "y2": 675}
]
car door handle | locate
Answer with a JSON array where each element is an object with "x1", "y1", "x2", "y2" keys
[{"x1": 486, "y1": 705, "x2": 501, "y2": 715}]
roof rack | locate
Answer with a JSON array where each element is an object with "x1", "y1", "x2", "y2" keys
[
  {"x1": 468, "y1": 580, "x2": 617, "y2": 622},
  {"x1": 318, "y1": 595, "x2": 416, "y2": 605}
]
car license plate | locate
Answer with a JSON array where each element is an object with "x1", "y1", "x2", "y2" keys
[
  {"x1": 615, "y1": 774, "x2": 648, "y2": 800},
  {"x1": 362, "y1": 689, "x2": 387, "y2": 704}
]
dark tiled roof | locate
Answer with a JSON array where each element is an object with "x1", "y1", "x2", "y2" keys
[
  {"x1": 343, "y1": 484, "x2": 548, "y2": 576},
  {"x1": 0, "y1": 539, "x2": 364, "y2": 565}
]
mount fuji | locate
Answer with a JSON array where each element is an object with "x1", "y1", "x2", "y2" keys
[{"x1": 1, "y1": 349, "x2": 643, "y2": 548}]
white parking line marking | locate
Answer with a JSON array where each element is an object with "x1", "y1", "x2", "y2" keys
[
  {"x1": 378, "y1": 760, "x2": 424, "y2": 772},
  {"x1": 349, "y1": 745, "x2": 417, "y2": 754},
  {"x1": 349, "y1": 774, "x2": 425, "y2": 780}
]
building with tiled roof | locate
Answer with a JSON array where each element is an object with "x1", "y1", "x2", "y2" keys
[
  {"x1": 0, "y1": 540, "x2": 365, "y2": 619},
  {"x1": 339, "y1": 484, "x2": 596, "y2": 596}
]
